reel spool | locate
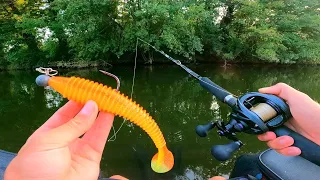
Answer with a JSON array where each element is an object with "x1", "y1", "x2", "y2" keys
[{"x1": 196, "y1": 91, "x2": 292, "y2": 161}]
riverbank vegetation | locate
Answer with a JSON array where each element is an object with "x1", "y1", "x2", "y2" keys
[{"x1": 1, "y1": 0, "x2": 319, "y2": 69}]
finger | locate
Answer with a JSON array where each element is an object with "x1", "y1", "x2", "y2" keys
[
  {"x1": 45, "y1": 100, "x2": 99, "y2": 145},
  {"x1": 110, "y1": 175, "x2": 129, "y2": 180},
  {"x1": 37, "y1": 101, "x2": 83, "y2": 132},
  {"x1": 82, "y1": 112, "x2": 115, "y2": 153},
  {"x1": 209, "y1": 176, "x2": 226, "y2": 180},
  {"x1": 267, "y1": 136, "x2": 294, "y2": 150},
  {"x1": 258, "y1": 83, "x2": 292, "y2": 101},
  {"x1": 257, "y1": 131, "x2": 276, "y2": 141},
  {"x1": 275, "y1": 146, "x2": 301, "y2": 156}
]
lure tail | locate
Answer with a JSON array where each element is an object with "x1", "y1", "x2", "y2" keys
[
  {"x1": 151, "y1": 146, "x2": 174, "y2": 173},
  {"x1": 35, "y1": 74, "x2": 174, "y2": 173}
]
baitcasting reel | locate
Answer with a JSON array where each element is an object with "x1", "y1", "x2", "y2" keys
[
  {"x1": 196, "y1": 77, "x2": 292, "y2": 161},
  {"x1": 195, "y1": 78, "x2": 320, "y2": 165}
]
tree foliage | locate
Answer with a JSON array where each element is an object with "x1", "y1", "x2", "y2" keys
[
  {"x1": 0, "y1": 0, "x2": 319, "y2": 68},
  {"x1": 224, "y1": 0, "x2": 320, "y2": 63}
]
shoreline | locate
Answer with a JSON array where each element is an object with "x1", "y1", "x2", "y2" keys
[{"x1": 1, "y1": 59, "x2": 320, "y2": 71}]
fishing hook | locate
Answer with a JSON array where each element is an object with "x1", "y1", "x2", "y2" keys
[{"x1": 99, "y1": 70, "x2": 121, "y2": 91}]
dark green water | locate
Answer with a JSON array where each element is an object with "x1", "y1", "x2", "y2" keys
[{"x1": 1, "y1": 64, "x2": 320, "y2": 180}]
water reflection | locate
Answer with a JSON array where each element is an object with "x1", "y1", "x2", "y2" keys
[
  {"x1": 44, "y1": 87, "x2": 63, "y2": 109},
  {"x1": 1, "y1": 64, "x2": 320, "y2": 179},
  {"x1": 210, "y1": 96, "x2": 221, "y2": 120},
  {"x1": 176, "y1": 166, "x2": 210, "y2": 180}
]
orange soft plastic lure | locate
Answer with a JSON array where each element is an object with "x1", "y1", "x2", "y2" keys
[{"x1": 35, "y1": 73, "x2": 174, "y2": 173}]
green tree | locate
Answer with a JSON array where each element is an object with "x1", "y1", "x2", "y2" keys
[
  {"x1": 0, "y1": 0, "x2": 319, "y2": 68},
  {"x1": 1, "y1": 0, "x2": 47, "y2": 68},
  {"x1": 220, "y1": 0, "x2": 320, "y2": 63}
]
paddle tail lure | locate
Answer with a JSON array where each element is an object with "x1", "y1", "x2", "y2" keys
[{"x1": 35, "y1": 71, "x2": 174, "y2": 173}]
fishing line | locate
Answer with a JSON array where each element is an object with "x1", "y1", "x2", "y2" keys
[
  {"x1": 108, "y1": 37, "x2": 235, "y2": 141},
  {"x1": 107, "y1": 38, "x2": 139, "y2": 142},
  {"x1": 137, "y1": 38, "x2": 237, "y2": 98}
]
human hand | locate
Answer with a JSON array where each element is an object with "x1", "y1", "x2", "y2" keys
[
  {"x1": 209, "y1": 83, "x2": 320, "y2": 180},
  {"x1": 4, "y1": 100, "x2": 126, "y2": 180},
  {"x1": 258, "y1": 83, "x2": 320, "y2": 156}
]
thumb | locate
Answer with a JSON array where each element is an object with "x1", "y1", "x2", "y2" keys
[
  {"x1": 46, "y1": 100, "x2": 99, "y2": 144},
  {"x1": 259, "y1": 83, "x2": 284, "y2": 94},
  {"x1": 110, "y1": 175, "x2": 129, "y2": 180},
  {"x1": 258, "y1": 83, "x2": 290, "y2": 101},
  {"x1": 209, "y1": 176, "x2": 227, "y2": 180}
]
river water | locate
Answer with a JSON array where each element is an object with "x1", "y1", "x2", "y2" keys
[{"x1": 1, "y1": 64, "x2": 320, "y2": 179}]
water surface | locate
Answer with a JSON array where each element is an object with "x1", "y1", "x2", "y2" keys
[{"x1": 1, "y1": 64, "x2": 320, "y2": 179}]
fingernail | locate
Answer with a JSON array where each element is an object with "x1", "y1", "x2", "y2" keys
[
  {"x1": 288, "y1": 149, "x2": 295, "y2": 155},
  {"x1": 80, "y1": 101, "x2": 96, "y2": 115},
  {"x1": 258, "y1": 135, "x2": 266, "y2": 141},
  {"x1": 288, "y1": 148, "x2": 301, "y2": 155}
]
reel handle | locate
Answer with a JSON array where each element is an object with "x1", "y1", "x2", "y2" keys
[
  {"x1": 274, "y1": 126, "x2": 320, "y2": 166},
  {"x1": 196, "y1": 122, "x2": 215, "y2": 137},
  {"x1": 211, "y1": 141, "x2": 242, "y2": 161}
]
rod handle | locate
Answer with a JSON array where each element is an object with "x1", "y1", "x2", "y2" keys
[{"x1": 274, "y1": 126, "x2": 320, "y2": 166}]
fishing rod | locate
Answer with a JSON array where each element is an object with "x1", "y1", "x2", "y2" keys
[{"x1": 138, "y1": 38, "x2": 320, "y2": 166}]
